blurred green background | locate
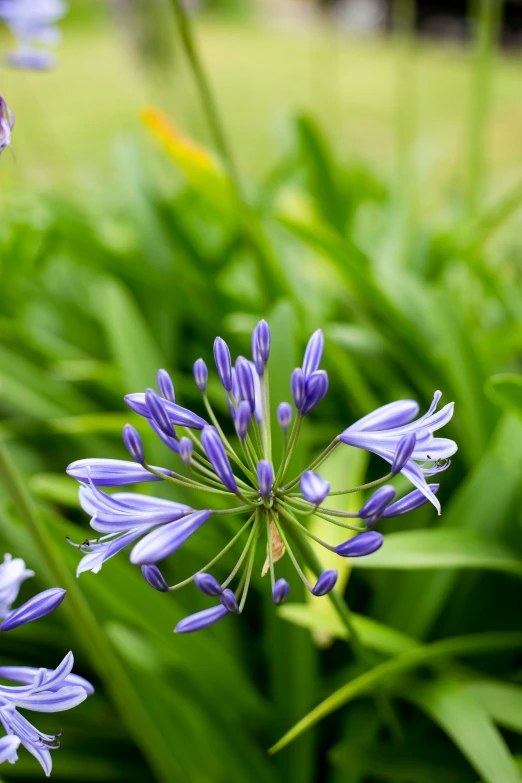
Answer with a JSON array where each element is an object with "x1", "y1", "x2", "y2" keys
[{"x1": 1, "y1": 0, "x2": 522, "y2": 781}]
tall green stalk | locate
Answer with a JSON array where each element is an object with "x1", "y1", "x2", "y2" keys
[
  {"x1": 0, "y1": 440, "x2": 181, "y2": 783},
  {"x1": 466, "y1": 0, "x2": 503, "y2": 218}
]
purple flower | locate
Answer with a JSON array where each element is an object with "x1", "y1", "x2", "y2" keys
[
  {"x1": 311, "y1": 569, "x2": 338, "y2": 596},
  {"x1": 129, "y1": 510, "x2": 211, "y2": 565},
  {"x1": 0, "y1": 652, "x2": 93, "y2": 776},
  {"x1": 214, "y1": 337, "x2": 233, "y2": 391},
  {"x1": 257, "y1": 460, "x2": 274, "y2": 499},
  {"x1": 336, "y1": 531, "x2": 384, "y2": 558},
  {"x1": 141, "y1": 564, "x2": 169, "y2": 592},
  {"x1": 122, "y1": 424, "x2": 144, "y2": 464},
  {"x1": 300, "y1": 471, "x2": 330, "y2": 506},
  {"x1": 0, "y1": 588, "x2": 66, "y2": 632},
  {"x1": 0, "y1": 96, "x2": 14, "y2": 152},
  {"x1": 193, "y1": 358, "x2": 208, "y2": 392},
  {"x1": 194, "y1": 573, "x2": 222, "y2": 596},
  {"x1": 272, "y1": 578, "x2": 290, "y2": 605},
  {"x1": 66, "y1": 458, "x2": 171, "y2": 486},
  {"x1": 175, "y1": 605, "x2": 229, "y2": 633},
  {"x1": 201, "y1": 426, "x2": 238, "y2": 493},
  {"x1": 302, "y1": 329, "x2": 324, "y2": 378},
  {"x1": 277, "y1": 402, "x2": 293, "y2": 431},
  {"x1": 301, "y1": 370, "x2": 329, "y2": 415},
  {"x1": 0, "y1": 0, "x2": 68, "y2": 70},
  {"x1": 340, "y1": 391, "x2": 456, "y2": 513},
  {"x1": 67, "y1": 320, "x2": 456, "y2": 633},
  {"x1": 157, "y1": 369, "x2": 175, "y2": 403}
]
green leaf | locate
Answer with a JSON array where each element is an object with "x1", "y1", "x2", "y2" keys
[
  {"x1": 351, "y1": 528, "x2": 522, "y2": 574},
  {"x1": 406, "y1": 676, "x2": 521, "y2": 783},
  {"x1": 278, "y1": 602, "x2": 418, "y2": 655},
  {"x1": 268, "y1": 633, "x2": 522, "y2": 754},
  {"x1": 486, "y1": 374, "x2": 522, "y2": 419},
  {"x1": 465, "y1": 680, "x2": 522, "y2": 734}
]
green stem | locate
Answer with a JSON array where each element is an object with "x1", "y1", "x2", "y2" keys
[
  {"x1": 281, "y1": 437, "x2": 339, "y2": 492},
  {"x1": 0, "y1": 440, "x2": 180, "y2": 783}
]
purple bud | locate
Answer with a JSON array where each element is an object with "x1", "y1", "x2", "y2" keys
[
  {"x1": 214, "y1": 337, "x2": 232, "y2": 391},
  {"x1": 193, "y1": 359, "x2": 208, "y2": 393},
  {"x1": 122, "y1": 424, "x2": 145, "y2": 464},
  {"x1": 130, "y1": 510, "x2": 211, "y2": 564},
  {"x1": 303, "y1": 329, "x2": 324, "y2": 378},
  {"x1": 257, "y1": 460, "x2": 274, "y2": 499},
  {"x1": 291, "y1": 368, "x2": 305, "y2": 410},
  {"x1": 272, "y1": 578, "x2": 290, "y2": 605},
  {"x1": 194, "y1": 573, "x2": 223, "y2": 597},
  {"x1": 301, "y1": 370, "x2": 329, "y2": 416},
  {"x1": 277, "y1": 402, "x2": 293, "y2": 431},
  {"x1": 149, "y1": 419, "x2": 180, "y2": 453},
  {"x1": 141, "y1": 565, "x2": 169, "y2": 592},
  {"x1": 157, "y1": 369, "x2": 175, "y2": 403},
  {"x1": 179, "y1": 437, "x2": 193, "y2": 466},
  {"x1": 358, "y1": 485, "x2": 396, "y2": 519},
  {"x1": 236, "y1": 356, "x2": 256, "y2": 413},
  {"x1": 392, "y1": 432, "x2": 417, "y2": 475},
  {"x1": 252, "y1": 319, "x2": 270, "y2": 372},
  {"x1": 235, "y1": 400, "x2": 251, "y2": 440},
  {"x1": 220, "y1": 588, "x2": 240, "y2": 614},
  {"x1": 300, "y1": 471, "x2": 330, "y2": 506},
  {"x1": 145, "y1": 388, "x2": 173, "y2": 437},
  {"x1": 175, "y1": 604, "x2": 229, "y2": 633},
  {"x1": 0, "y1": 588, "x2": 66, "y2": 632},
  {"x1": 382, "y1": 484, "x2": 439, "y2": 517},
  {"x1": 311, "y1": 569, "x2": 338, "y2": 596},
  {"x1": 335, "y1": 531, "x2": 384, "y2": 558},
  {"x1": 252, "y1": 338, "x2": 264, "y2": 376},
  {"x1": 201, "y1": 426, "x2": 238, "y2": 493}
]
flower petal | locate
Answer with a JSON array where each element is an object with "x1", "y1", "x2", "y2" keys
[{"x1": 130, "y1": 510, "x2": 211, "y2": 565}]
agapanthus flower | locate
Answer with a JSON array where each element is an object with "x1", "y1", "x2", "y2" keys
[
  {"x1": 0, "y1": 96, "x2": 14, "y2": 153},
  {"x1": 0, "y1": 652, "x2": 93, "y2": 776},
  {"x1": 67, "y1": 320, "x2": 456, "y2": 633},
  {"x1": 0, "y1": 554, "x2": 93, "y2": 775},
  {"x1": 0, "y1": 0, "x2": 67, "y2": 69}
]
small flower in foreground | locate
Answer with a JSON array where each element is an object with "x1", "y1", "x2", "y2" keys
[
  {"x1": 0, "y1": 553, "x2": 93, "y2": 774},
  {"x1": 0, "y1": 0, "x2": 68, "y2": 69},
  {"x1": 0, "y1": 96, "x2": 14, "y2": 153},
  {"x1": 67, "y1": 321, "x2": 456, "y2": 633}
]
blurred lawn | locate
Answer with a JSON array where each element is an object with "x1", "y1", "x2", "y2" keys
[{"x1": 1, "y1": 17, "x2": 522, "y2": 197}]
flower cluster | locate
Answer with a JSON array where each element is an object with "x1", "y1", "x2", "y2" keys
[
  {"x1": 0, "y1": 0, "x2": 68, "y2": 69},
  {"x1": 67, "y1": 321, "x2": 456, "y2": 633},
  {"x1": 0, "y1": 554, "x2": 93, "y2": 776}
]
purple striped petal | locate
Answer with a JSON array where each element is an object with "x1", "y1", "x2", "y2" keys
[
  {"x1": 220, "y1": 588, "x2": 240, "y2": 614},
  {"x1": 301, "y1": 370, "x2": 329, "y2": 415},
  {"x1": 236, "y1": 357, "x2": 256, "y2": 414},
  {"x1": 358, "y1": 485, "x2": 396, "y2": 519},
  {"x1": 193, "y1": 359, "x2": 208, "y2": 392},
  {"x1": 277, "y1": 402, "x2": 293, "y2": 431},
  {"x1": 141, "y1": 564, "x2": 169, "y2": 592},
  {"x1": 12, "y1": 685, "x2": 87, "y2": 713},
  {"x1": 194, "y1": 573, "x2": 222, "y2": 597},
  {"x1": 257, "y1": 460, "x2": 274, "y2": 499},
  {"x1": 201, "y1": 426, "x2": 237, "y2": 493},
  {"x1": 344, "y1": 399, "x2": 420, "y2": 434},
  {"x1": 311, "y1": 569, "x2": 338, "y2": 596},
  {"x1": 157, "y1": 369, "x2": 175, "y2": 403},
  {"x1": 382, "y1": 484, "x2": 439, "y2": 517},
  {"x1": 335, "y1": 531, "x2": 383, "y2": 557},
  {"x1": 392, "y1": 432, "x2": 416, "y2": 474},
  {"x1": 67, "y1": 458, "x2": 170, "y2": 486},
  {"x1": 0, "y1": 588, "x2": 66, "y2": 632},
  {"x1": 300, "y1": 471, "x2": 330, "y2": 505},
  {"x1": 125, "y1": 393, "x2": 207, "y2": 430},
  {"x1": 175, "y1": 604, "x2": 229, "y2": 633},
  {"x1": 291, "y1": 368, "x2": 305, "y2": 410},
  {"x1": 302, "y1": 329, "x2": 324, "y2": 378},
  {"x1": 122, "y1": 424, "x2": 145, "y2": 464},
  {"x1": 214, "y1": 337, "x2": 232, "y2": 391},
  {"x1": 272, "y1": 578, "x2": 290, "y2": 605},
  {"x1": 129, "y1": 510, "x2": 211, "y2": 565}
]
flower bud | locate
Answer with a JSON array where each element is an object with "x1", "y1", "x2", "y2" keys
[
  {"x1": 175, "y1": 605, "x2": 229, "y2": 633},
  {"x1": 335, "y1": 531, "x2": 383, "y2": 558},
  {"x1": 252, "y1": 319, "x2": 270, "y2": 374},
  {"x1": 272, "y1": 578, "x2": 290, "y2": 605},
  {"x1": 194, "y1": 572, "x2": 223, "y2": 597},
  {"x1": 300, "y1": 471, "x2": 330, "y2": 506},
  {"x1": 257, "y1": 460, "x2": 274, "y2": 499},
  {"x1": 145, "y1": 388, "x2": 172, "y2": 437},
  {"x1": 236, "y1": 356, "x2": 256, "y2": 414},
  {"x1": 220, "y1": 588, "x2": 240, "y2": 614},
  {"x1": 235, "y1": 400, "x2": 251, "y2": 440},
  {"x1": 0, "y1": 588, "x2": 66, "y2": 632},
  {"x1": 382, "y1": 484, "x2": 439, "y2": 517},
  {"x1": 392, "y1": 432, "x2": 416, "y2": 475},
  {"x1": 157, "y1": 369, "x2": 175, "y2": 403},
  {"x1": 291, "y1": 368, "x2": 305, "y2": 410},
  {"x1": 277, "y1": 402, "x2": 293, "y2": 431},
  {"x1": 213, "y1": 337, "x2": 232, "y2": 391},
  {"x1": 301, "y1": 370, "x2": 329, "y2": 415},
  {"x1": 179, "y1": 437, "x2": 193, "y2": 466},
  {"x1": 303, "y1": 329, "x2": 324, "y2": 378},
  {"x1": 141, "y1": 564, "x2": 169, "y2": 592},
  {"x1": 201, "y1": 426, "x2": 238, "y2": 493},
  {"x1": 311, "y1": 569, "x2": 338, "y2": 596},
  {"x1": 358, "y1": 485, "x2": 396, "y2": 520},
  {"x1": 122, "y1": 424, "x2": 144, "y2": 464},
  {"x1": 193, "y1": 359, "x2": 208, "y2": 393}
]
